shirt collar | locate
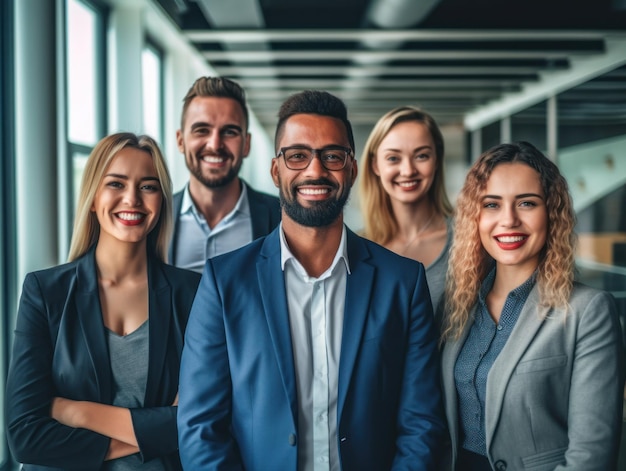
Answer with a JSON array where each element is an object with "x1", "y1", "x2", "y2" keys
[
  {"x1": 181, "y1": 181, "x2": 250, "y2": 220},
  {"x1": 279, "y1": 222, "x2": 351, "y2": 279},
  {"x1": 478, "y1": 266, "x2": 537, "y2": 305}
]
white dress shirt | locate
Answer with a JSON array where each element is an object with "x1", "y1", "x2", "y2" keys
[
  {"x1": 175, "y1": 183, "x2": 253, "y2": 273},
  {"x1": 280, "y1": 224, "x2": 350, "y2": 471}
]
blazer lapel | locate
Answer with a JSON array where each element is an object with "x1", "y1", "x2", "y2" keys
[
  {"x1": 485, "y1": 285, "x2": 548, "y2": 447},
  {"x1": 337, "y1": 231, "x2": 375, "y2": 420},
  {"x1": 144, "y1": 258, "x2": 171, "y2": 406},
  {"x1": 75, "y1": 247, "x2": 112, "y2": 403},
  {"x1": 257, "y1": 230, "x2": 298, "y2": 422},
  {"x1": 168, "y1": 190, "x2": 184, "y2": 264}
]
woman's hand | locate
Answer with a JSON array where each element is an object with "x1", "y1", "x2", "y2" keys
[{"x1": 105, "y1": 439, "x2": 140, "y2": 460}]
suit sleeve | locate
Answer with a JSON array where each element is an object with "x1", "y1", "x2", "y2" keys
[
  {"x1": 6, "y1": 273, "x2": 110, "y2": 470},
  {"x1": 177, "y1": 261, "x2": 244, "y2": 470},
  {"x1": 392, "y1": 264, "x2": 447, "y2": 470},
  {"x1": 130, "y1": 406, "x2": 178, "y2": 462},
  {"x1": 557, "y1": 290, "x2": 624, "y2": 470}
]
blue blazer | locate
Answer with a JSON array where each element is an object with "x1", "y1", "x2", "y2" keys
[
  {"x1": 168, "y1": 180, "x2": 281, "y2": 265},
  {"x1": 6, "y1": 247, "x2": 201, "y2": 471},
  {"x1": 178, "y1": 227, "x2": 446, "y2": 470}
]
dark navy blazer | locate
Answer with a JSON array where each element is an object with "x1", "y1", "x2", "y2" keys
[
  {"x1": 6, "y1": 247, "x2": 201, "y2": 471},
  {"x1": 178, "y1": 227, "x2": 446, "y2": 470}
]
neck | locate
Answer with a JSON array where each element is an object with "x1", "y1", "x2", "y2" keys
[
  {"x1": 492, "y1": 262, "x2": 536, "y2": 295},
  {"x1": 188, "y1": 177, "x2": 242, "y2": 228},
  {"x1": 95, "y1": 237, "x2": 148, "y2": 282},
  {"x1": 391, "y1": 199, "x2": 439, "y2": 238},
  {"x1": 282, "y1": 214, "x2": 344, "y2": 278}
]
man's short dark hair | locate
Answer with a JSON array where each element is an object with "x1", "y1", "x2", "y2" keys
[
  {"x1": 274, "y1": 90, "x2": 355, "y2": 152},
  {"x1": 180, "y1": 76, "x2": 249, "y2": 130}
]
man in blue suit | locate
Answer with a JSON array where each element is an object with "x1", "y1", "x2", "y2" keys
[{"x1": 178, "y1": 90, "x2": 445, "y2": 470}]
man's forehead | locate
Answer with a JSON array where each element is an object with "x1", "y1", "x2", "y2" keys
[{"x1": 280, "y1": 114, "x2": 349, "y2": 144}]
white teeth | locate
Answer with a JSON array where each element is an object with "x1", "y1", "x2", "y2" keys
[
  {"x1": 117, "y1": 212, "x2": 144, "y2": 221},
  {"x1": 202, "y1": 156, "x2": 224, "y2": 163},
  {"x1": 397, "y1": 181, "x2": 417, "y2": 188},
  {"x1": 497, "y1": 235, "x2": 525, "y2": 243},
  {"x1": 299, "y1": 188, "x2": 329, "y2": 195}
]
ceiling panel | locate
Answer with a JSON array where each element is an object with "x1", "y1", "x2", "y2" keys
[{"x1": 155, "y1": 0, "x2": 626, "y2": 134}]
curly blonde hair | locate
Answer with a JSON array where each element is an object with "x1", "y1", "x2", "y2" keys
[
  {"x1": 441, "y1": 141, "x2": 576, "y2": 341},
  {"x1": 67, "y1": 133, "x2": 173, "y2": 262},
  {"x1": 359, "y1": 106, "x2": 452, "y2": 245}
]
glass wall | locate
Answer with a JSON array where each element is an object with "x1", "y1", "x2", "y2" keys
[
  {"x1": 66, "y1": 0, "x2": 107, "y2": 214},
  {"x1": 0, "y1": 0, "x2": 16, "y2": 467},
  {"x1": 142, "y1": 39, "x2": 164, "y2": 145}
]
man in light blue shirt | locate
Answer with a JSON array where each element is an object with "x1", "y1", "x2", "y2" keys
[
  {"x1": 168, "y1": 76, "x2": 280, "y2": 271},
  {"x1": 178, "y1": 90, "x2": 445, "y2": 470}
]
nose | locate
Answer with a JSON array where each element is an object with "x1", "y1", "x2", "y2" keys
[
  {"x1": 123, "y1": 187, "x2": 141, "y2": 207},
  {"x1": 399, "y1": 157, "x2": 416, "y2": 176},
  {"x1": 501, "y1": 205, "x2": 520, "y2": 227},
  {"x1": 303, "y1": 151, "x2": 328, "y2": 176},
  {"x1": 205, "y1": 130, "x2": 223, "y2": 152}
]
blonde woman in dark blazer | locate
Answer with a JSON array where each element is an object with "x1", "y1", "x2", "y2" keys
[
  {"x1": 440, "y1": 141, "x2": 624, "y2": 471},
  {"x1": 6, "y1": 133, "x2": 200, "y2": 470}
]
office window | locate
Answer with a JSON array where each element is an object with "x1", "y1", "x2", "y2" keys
[
  {"x1": 66, "y1": 0, "x2": 106, "y2": 212},
  {"x1": 142, "y1": 40, "x2": 164, "y2": 145},
  {"x1": 0, "y1": 0, "x2": 16, "y2": 469}
]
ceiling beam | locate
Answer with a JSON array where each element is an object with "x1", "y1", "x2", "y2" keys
[
  {"x1": 185, "y1": 29, "x2": 613, "y2": 42},
  {"x1": 235, "y1": 78, "x2": 526, "y2": 88},
  {"x1": 202, "y1": 50, "x2": 596, "y2": 61},
  {"x1": 213, "y1": 65, "x2": 548, "y2": 76},
  {"x1": 464, "y1": 35, "x2": 626, "y2": 130}
]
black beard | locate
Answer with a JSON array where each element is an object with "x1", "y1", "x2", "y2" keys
[{"x1": 279, "y1": 178, "x2": 350, "y2": 227}]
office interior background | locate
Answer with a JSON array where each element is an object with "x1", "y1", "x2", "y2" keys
[{"x1": 1, "y1": 0, "x2": 625, "y2": 468}]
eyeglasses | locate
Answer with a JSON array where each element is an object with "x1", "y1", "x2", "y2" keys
[{"x1": 276, "y1": 145, "x2": 353, "y2": 171}]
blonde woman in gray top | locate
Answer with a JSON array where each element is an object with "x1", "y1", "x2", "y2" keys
[{"x1": 360, "y1": 106, "x2": 453, "y2": 311}]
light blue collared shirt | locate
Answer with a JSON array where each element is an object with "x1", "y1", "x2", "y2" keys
[
  {"x1": 280, "y1": 224, "x2": 350, "y2": 471},
  {"x1": 174, "y1": 183, "x2": 253, "y2": 273}
]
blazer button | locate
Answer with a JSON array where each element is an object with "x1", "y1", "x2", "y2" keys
[
  {"x1": 288, "y1": 433, "x2": 297, "y2": 446},
  {"x1": 494, "y1": 460, "x2": 507, "y2": 470}
]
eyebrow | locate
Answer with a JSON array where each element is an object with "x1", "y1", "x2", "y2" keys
[
  {"x1": 104, "y1": 173, "x2": 160, "y2": 182},
  {"x1": 382, "y1": 145, "x2": 433, "y2": 153},
  {"x1": 190, "y1": 122, "x2": 243, "y2": 133},
  {"x1": 481, "y1": 192, "x2": 543, "y2": 200}
]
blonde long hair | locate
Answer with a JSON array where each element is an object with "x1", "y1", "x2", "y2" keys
[
  {"x1": 359, "y1": 106, "x2": 452, "y2": 245},
  {"x1": 441, "y1": 141, "x2": 576, "y2": 341},
  {"x1": 67, "y1": 133, "x2": 173, "y2": 262}
]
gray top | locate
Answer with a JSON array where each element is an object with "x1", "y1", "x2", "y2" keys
[
  {"x1": 103, "y1": 320, "x2": 165, "y2": 471},
  {"x1": 425, "y1": 218, "x2": 452, "y2": 314}
]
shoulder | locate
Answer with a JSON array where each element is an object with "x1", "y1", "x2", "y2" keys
[
  {"x1": 349, "y1": 230, "x2": 425, "y2": 275},
  {"x1": 173, "y1": 188, "x2": 184, "y2": 202},
  {"x1": 569, "y1": 282, "x2": 615, "y2": 307},
  {"x1": 205, "y1": 232, "x2": 273, "y2": 280},
  {"x1": 24, "y1": 257, "x2": 83, "y2": 292},
  {"x1": 160, "y1": 262, "x2": 201, "y2": 283},
  {"x1": 244, "y1": 181, "x2": 280, "y2": 205}
]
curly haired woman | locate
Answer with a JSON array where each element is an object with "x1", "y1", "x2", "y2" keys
[{"x1": 440, "y1": 141, "x2": 624, "y2": 471}]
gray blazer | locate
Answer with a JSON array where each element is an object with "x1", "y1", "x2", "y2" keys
[{"x1": 441, "y1": 282, "x2": 624, "y2": 471}]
